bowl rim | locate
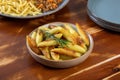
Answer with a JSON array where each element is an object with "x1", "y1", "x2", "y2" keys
[
  {"x1": 0, "y1": 0, "x2": 69, "y2": 19},
  {"x1": 26, "y1": 22, "x2": 94, "y2": 62}
]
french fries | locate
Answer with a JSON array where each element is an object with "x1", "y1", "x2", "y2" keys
[
  {"x1": 39, "y1": 47, "x2": 51, "y2": 59},
  {"x1": 76, "y1": 23, "x2": 89, "y2": 46},
  {"x1": 67, "y1": 44, "x2": 86, "y2": 53},
  {"x1": 51, "y1": 48, "x2": 81, "y2": 58},
  {"x1": 37, "y1": 40, "x2": 57, "y2": 47},
  {"x1": 26, "y1": 23, "x2": 90, "y2": 60},
  {"x1": 26, "y1": 36, "x2": 41, "y2": 55},
  {"x1": 50, "y1": 52, "x2": 60, "y2": 60},
  {"x1": 35, "y1": 30, "x2": 43, "y2": 46},
  {"x1": 0, "y1": 0, "x2": 42, "y2": 17}
]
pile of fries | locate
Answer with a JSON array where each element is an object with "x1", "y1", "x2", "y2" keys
[
  {"x1": 0, "y1": 0, "x2": 63, "y2": 17},
  {"x1": 0, "y1": 0, "x2": 42, "y2": 16},
  {"x1": 26, "y1": 23, "x2": 90, "y2": 60}
]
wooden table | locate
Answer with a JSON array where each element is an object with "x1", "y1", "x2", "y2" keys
[{"x1": 0, "y1": 0, "x2": 120, "y2": 80}]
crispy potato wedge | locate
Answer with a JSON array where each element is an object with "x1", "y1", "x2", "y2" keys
[
  {"x1": 73, "y1": 36, "x2": 87, "y2": 50},
  {"x1": 50, "y1": 51, "x2": 60, "y2": 60},
  {"x1": 51, "y1": 48, "x2": 81, "y2": 58},
  {"x1": 64, "y1": 23, "x2": 79, "y2": 37},
  {"x1": 31, "y1": 31, "x2": 37, "y2": 40},
  {"x1": 59, "y1": 27, "x2": 74, "y2": 42},
  {"x1": 47, "y1": 26, "x2": 74, "y2": 43},
  {"x1": 49, "y1": 46, "x2": 60, "y2": 60},
  {"x1": 76, "y1": 23, "x2": 89, "y2": 46},
  {"x1": 38, "y1": 40, "x2": 57, "y2": 47},
  {"x1": 54, "y1": 33, "x2": 63, "y2": 39},
  {"x1": 64, "y1": 23, "x2": 83, "y2": 44},
  {"x1": 67, "y1": 43, "x2": 86, "y2": 53},
  {"x1": 40, "y1": 47, "x2": 50, "y2": 59},
  {"x1": 38, "y1": 26, "x2": 50, "y2": 31},
  {"x1": 36, "y1": 30, "x2": 43, "y2": 46},
  {"x1": 48, "y1": 26, "x2": 62, "y2": 34},
  {"x1": 26, "y1": 36, "x2": 41, "y2": 54}
]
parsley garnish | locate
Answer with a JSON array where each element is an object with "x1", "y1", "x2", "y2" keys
[{"x1": 45, "y1": 32, "x2": 69, "y2": 47}]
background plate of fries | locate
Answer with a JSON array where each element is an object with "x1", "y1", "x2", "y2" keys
[
  {"x1": 26, "y1": 22, "x2": 94, "y2": 68},
  {"x1": 0, "y1": 0, "x2": 69, "y2": 19}
]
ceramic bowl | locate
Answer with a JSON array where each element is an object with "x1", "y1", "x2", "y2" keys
[
  {"x1": 87, "y1": 0, "x2": 120, "y2": 32},
  {"x1": 26, "y1": 22, "x2": 94, "y2": 68}
]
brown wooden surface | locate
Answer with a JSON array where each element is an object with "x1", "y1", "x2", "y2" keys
[{"x1": 0, "y1": 0, "x2": 120, "y2": 80}]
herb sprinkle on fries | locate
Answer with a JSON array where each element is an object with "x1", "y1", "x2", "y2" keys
[{"x1": 26, "y1": 23, "x2": 90, "y2": 61}]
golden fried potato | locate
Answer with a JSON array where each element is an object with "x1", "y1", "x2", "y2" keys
[
  {"x1": 72, "y1": 36, "x2": 87, "y2": 50},
  {"x1": 26, "y1": 36, "x2": 41, "y2": 54},
  {"x1": 38, "y1": 26, "x2": 50, "y2": 31},
  {"x1": 50, "y1": 51, "x2": 60, "y2": 60},
  {"x1": 37, "y1": 40, "x2": 57, "y2": 47},
  {"x1": 67, "y1": 43, "x2": 86, "y2": 53},
  {"x1": 27, "y1": 22, "x2": 90, "y2": 60},
  {"x1": 76, "y1": 23, "x2": 89, "y2": 46},
  {"x1": 40, "y1": 47, "x2": 50, "y2": 59},
  {"x1": 48, "y1": 26, "x2": 62, "y2": 34},
  {"x1": 59, "y1": 27, "x2": 74, "y2": 42},
  {"x1": 54, "y1": 33, "x2": 63, "y2": 39},
  {"x1": 35, "y1": 30, "x2": 43, "y2": 46},
  {"x1": 64, "y1": 23, "x2": 79, "y2": 37},
  {"x1": 31, "y1": 31, "x2": 37, "y2": 40},
  {"x1": 51, "y1": 48, "x2": 81, "y2": 58}
]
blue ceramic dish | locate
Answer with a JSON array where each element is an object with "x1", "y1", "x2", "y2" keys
[
  {"x1": 87, "y1": 0, "x2": 120, "y2": 32},
  {"x1": 87, "y1": 9, "x2": 120, "y2": 32}
]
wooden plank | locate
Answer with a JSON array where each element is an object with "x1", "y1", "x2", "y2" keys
[
  {"x1": 0, "y1": 0, "x2": 120, "y2": 80},
  {"x1": 102, "y1": 72, "x2": 120, "y2": 80},
  {"x1": 62, "y1": 55, "x2": 120, "y2": 80}
]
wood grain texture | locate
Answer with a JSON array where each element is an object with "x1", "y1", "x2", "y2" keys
[{"x1": 0, "y1": 0, "x2": 120, "y2": 80}]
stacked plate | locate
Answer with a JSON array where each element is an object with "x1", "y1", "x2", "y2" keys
[{"x1": 87, "y1": 0, "x2": 120, "y2": 32}]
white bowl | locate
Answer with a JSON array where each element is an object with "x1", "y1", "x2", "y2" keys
[{"x1": 26, "y1": 22, "x2": 94, "y2": 68}]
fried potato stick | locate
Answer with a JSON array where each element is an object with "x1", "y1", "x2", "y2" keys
[
  {"x1": 35, "y1": 30, "x2": 43, "y2": 46},
  {"x1": 67, "y1": 43, "x2": 86, "y2": 53},
  {"x1": 64, "y1": 23, "x2": 79, "y2": 37},
  {"x1": 40, "y1": 47, "x2": 50, "y2": 59},
  {"x1": 47, "y1": 27, "x2": 62, "y2": 34},
  {"x1": 52, "y1": 48, "x2": 81, "y2": 58},
  {"x1": 76, "y1": 23, "x2": 89, "y2": 46},
  {"x1": 26, "y1": 36, "x2": 41, "y2": 54},
  {"x1": 54, "y1": 33, "x2": 63, "y2": 39},
  {"x1": 38, "y1": 40, "x2": 57, "y2": 47},
  {"x1": 49, "y1": 46, "x2": 60, "y2": 60},
  {"x1": 50, "y1": 51, "x2": 60, "y2": 60},
  {"x1": 31, "y1": 31, "x2": 37, "y2": 40},
  {"x1": 38, "y1": 26, "x2": 50, "y2": 31}
]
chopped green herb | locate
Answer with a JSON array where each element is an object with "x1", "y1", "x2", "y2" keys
[{"x1": 44, "y1": 32, "x2": 70, "y2": 47}]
